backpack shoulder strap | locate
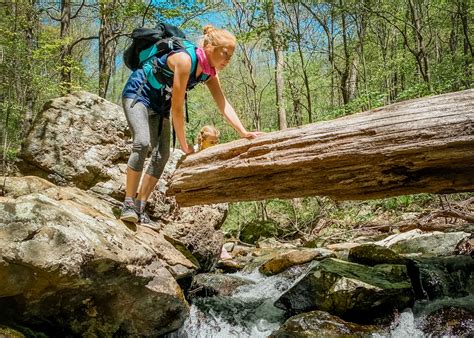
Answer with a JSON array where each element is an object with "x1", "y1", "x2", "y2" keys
[
  {"x1": 139, "y1": 44, "x2": 159, "y2": 65},
  {"x1": 182, "y1": 40, "x2": 198, "y2": 75}
]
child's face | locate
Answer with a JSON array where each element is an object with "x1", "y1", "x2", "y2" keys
[{"x1": 200, "y1": 134, "x2": 219, "y2": 150}]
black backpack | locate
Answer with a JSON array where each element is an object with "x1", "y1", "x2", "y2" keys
[{"x1": 123, "y1": 22, "x2": 186, "y2": 71}]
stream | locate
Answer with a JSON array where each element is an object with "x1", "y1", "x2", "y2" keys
[
  {"x1": 167, "y1": 264, "x2": 473, "y2": 337},
  {"x1": 167, "y1": 265, "x2": 307, "y2": 337}
]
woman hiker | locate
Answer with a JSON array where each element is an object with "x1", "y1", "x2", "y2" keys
[{"x1": 120, "y1": 25, "x2": 262, "y2": 226}]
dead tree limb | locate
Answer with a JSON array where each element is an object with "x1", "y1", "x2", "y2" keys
[{"x1": 168, "y1": 90, "x2": 474, "y2": 206}]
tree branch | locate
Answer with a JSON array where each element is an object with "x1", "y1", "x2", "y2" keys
[
  {"x1": 70, "y1": 0, "x2": 86, "y2": 20},
  {"x1": 45, "y1": 9, "x2": 61, "y2": 21},
  {"x1": 69, "y1": 36, "x2": 99, "y2": 52},
  {"x1": 142, "y1": 0, "x2": 153, "y2": 27}
]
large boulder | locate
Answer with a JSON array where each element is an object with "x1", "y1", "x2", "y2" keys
[
  {"x1": 161, "y1": 208, "x2": 226, "y2": 272},
  {"x1": 0, "y1": 176, "x2": 196, "y2": 336},
  {"x1": 274, "y1": 258, "x2": 414, "y2": 323},
  {"x1": 148, "y1": 148, "x2": 228, "y2": 272},
  {"x1": 259, "y1": 248, "x2": 335, "y2": 276},
  {"x1": 407, "y1": 256, "x2": 474, "y2": 300},
  {"x1": 348, "y1": 244, "x2": 407, "y2": 266},
  {"x1": 188, "y1": 273, "x2": 255, "y2": 298},
  {"x1": 269, "y1": 310, "x2": 383, "y2": 337},
  {"x1": 418, "y1": 306, "x2": 474, "y2": 336},
  {"x1": 19, "y1": 91, "x2": 228, "y2": 273},
  {"x1": 374, "y1": 229, "x2": 470, "y2": 256},
  {"x1": 20, "y1": 91, "x2": 129, "y2": 197}
]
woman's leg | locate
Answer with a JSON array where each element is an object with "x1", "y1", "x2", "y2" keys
[
  {"x1": 136, "y1": 116, "x2": 171, "y2": 205},
  {"x1": 121, "y1": 98, "x2": 151, "y2": 222}
]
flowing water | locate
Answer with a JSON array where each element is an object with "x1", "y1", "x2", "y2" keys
[
  {"x1": 373, "y1": 296, "x2": 474, "y2": 337},
  {"x1": 167, "y1": 265, "x2": 308, "y2": 338},
  {"x1": 167, "y1": 266, "x2": 473, "y2": 338}
]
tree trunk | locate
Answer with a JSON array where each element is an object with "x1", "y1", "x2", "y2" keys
[
  {"x1": 266, "y1": 0, "x2": 287, "y2": 130},
  {"x1": 241, "y1": 45, "x2": 262, "y2": 131},
  {"x1": 292, "y1": 3, "x2": 312, "y2": 123},
  {"x1": 339, "y1": 1, "x2": 352, "y2": 105},
  {"x1": 459, "y1": 0, "x2": 473, "y2": 59},
  {"x1": 60, "y1": 0, "x2": 72, "y2": 92},
  {"x1": 168, "y1": 90, "x2": 474, "y2": 206},
  {"x1": 301, "y1": 3, "x2": 335, "y2": 108},
  {"x1": 22, "y1": 0, "x2": 38, "y2": 137},
  {"x1": 458, "y1": 0, "x2": 473, "y2": 87},
  {"x1": 98, "y1": 0, "x2": 117, "y2": 99},
  {"x1": 407, "y1": 0, "x2": 432, "y2": 90}
]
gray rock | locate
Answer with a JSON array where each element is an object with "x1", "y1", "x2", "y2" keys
[
  {"x1": 189, "y1": 273, "x2": 254, "y2": 298},
  {"x1": 143, "y1": 148, "x2": 228, "y2": 272},
  {"x1": 374, "y1": 229, "x2": 470, "y2": 256},
  {"x1": 160, "y1": 205, "x2": 226, "y2": 272},
  {"x1": 0, "y1": 176, "x2": 196, "y2": 336},
  {"x1": 21, "y1": 91, "x2": 129, "y2": 195},
  {"x1": 407, "y1": 256, "x2": 474, "y2": 300},
  {"x1": 418, "y1": 306, "x2": 474, "y2": 336},
  {"x1": 259, "y1": 248, "x2": 336, "y2": 276},
  {"x1": 223, "y1": 242, "x2": 235, "y2": 252},
  {"x1": 348, "y1": 244, "x2": 407, "y2": 266},
  {"x1": 274, "y1": 258, "x2": 414, "y2": 323},
  {"x1": 269, "y1": 310, "x2": 383, "y2": 337}
]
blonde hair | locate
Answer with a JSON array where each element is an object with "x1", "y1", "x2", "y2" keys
[
  {"x1": 200, "y1": 24, "x2": 236, "y2": 49},
  {"x1": 197, "y1": 125, "x2": 220, "y2": 150}
]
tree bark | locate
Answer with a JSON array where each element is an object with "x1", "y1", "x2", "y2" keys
[
  {"x1": 407, "y1": 0, "x2": 432, "y2": 90},
  {"x1": 266, "y1": 0, "x2": 287, "y2": 130},
  {"x1": 339, "y1": 1, "x2": 353, "y2": 104},
  {"x1": 60, "y1": 0, "x2": 72, "y2": 92},
  {"x1": 288, "y1": 2, "x2": 312, "y2": 123},
  {"x1": 168, "y1": 90, "x2": 474, "y2": 206},
  {"x1": 22, "y1": 0, "x2": 38, "y2": 137},
  {"x1": 98, "y1": 0, "x2": 117, "y2": 99}
]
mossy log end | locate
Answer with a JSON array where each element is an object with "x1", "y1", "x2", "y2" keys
[{"x1": 168, "y1": 90, "x2": 474, "y2": 207}]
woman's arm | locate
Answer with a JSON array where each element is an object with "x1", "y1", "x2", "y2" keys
[
  {"x1": 206, "y1": 75, "x2": 262, "y2": 139},
  {"x1": 168, "y1": 52, "x2": 194, "y2": 154}
]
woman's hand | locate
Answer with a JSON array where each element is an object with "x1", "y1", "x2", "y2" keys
[
  {"x1": 182, "y1": 143, "x2": 195, "y2": 155},
  {"x1": 240, "y1": 131, "x2": 265, "y2": 139}
]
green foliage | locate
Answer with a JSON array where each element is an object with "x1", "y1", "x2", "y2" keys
[
  {"x1": 240, "y1": 219, "x2": 280, "y2": 244},
  {"x1": 396, "y1": 83, "x2": 432, "y2": 102},
  {"x1": 371, "y1": 194, "x2": 435, "y2": 212},
  {"x1": 3, "y1": 147, "x2": 18, "y2": 162},
  {"x1": 221, "y1": 192, "x2": 473, "y2": 243}
]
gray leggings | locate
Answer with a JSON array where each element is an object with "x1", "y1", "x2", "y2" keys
[{"x1": 122, "y1": 98, "x2": 170, "y2": 179}]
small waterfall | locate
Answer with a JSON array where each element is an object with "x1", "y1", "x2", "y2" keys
[
  {"x1": 166, "y1": 256, "x2": 473, "y2": 337},
  {"x1": 373, "y1": 309, "x2": 424, "y2": 338},
  {"x1": 167, "y1": 265, "x2": 308, "y2": 338},
  {"x1": 372, "y1": 296, "x2": 474, "y2": 337}
]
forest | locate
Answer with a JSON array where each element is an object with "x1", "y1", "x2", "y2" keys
[{"x1": 0, "y1": 0, "x2": 473, "y2": 238}]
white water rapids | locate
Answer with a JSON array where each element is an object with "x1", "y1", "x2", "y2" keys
[
  {"x1": 167, "y1": 266, "x2": 307, "y2": 338},
  {"x1": 166, "y1": 267, "x2": 473, "y2": 338}
]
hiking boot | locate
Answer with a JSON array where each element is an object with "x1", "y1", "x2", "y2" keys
[
  {"x1": 139, "y1": 210, "x2": 151, "y2": 224},
  {"x1": 120, "y1": 201, "x2": 139, "y2": 223},
  {"x1": 139, "y1": 211, "x2": 161, "y2": 231}
]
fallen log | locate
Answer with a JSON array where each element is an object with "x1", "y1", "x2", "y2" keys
[{"x1": 168, "y1": 90, "x2": 474, "y2": 206}]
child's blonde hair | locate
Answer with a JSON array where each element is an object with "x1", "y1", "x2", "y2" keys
[
  {"x1": 200, "y1": 24, "x2": 236, "y2": 49},
  {"x1": 197, "y1": 125, "x2": 220, "y2": 151}
]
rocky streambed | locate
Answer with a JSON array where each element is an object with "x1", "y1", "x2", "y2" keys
[{"x1": 168, "y1": 230, "x2": 473, "y2": 337}]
